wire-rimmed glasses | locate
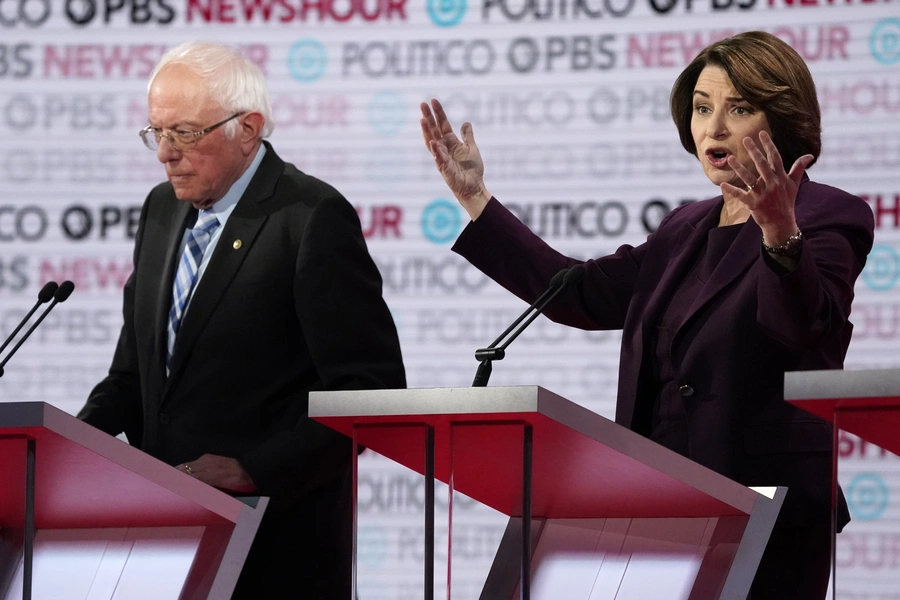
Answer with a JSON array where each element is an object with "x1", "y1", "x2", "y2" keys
[{"x1": 139, "y1": 112, "x2": 245, "y2": 152}]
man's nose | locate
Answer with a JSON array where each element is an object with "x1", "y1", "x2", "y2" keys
[{"x1": 156, "y1": 135, "x2": 182, "y2": 162}]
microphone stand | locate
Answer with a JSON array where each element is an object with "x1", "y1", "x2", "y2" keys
[{"x1": 472, "y1": 266, "x2": 583, "y2": 387}]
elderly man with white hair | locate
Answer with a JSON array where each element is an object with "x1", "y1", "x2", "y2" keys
[{"x1": 78, "y1": 41, "x2": 406, "y2": 598}]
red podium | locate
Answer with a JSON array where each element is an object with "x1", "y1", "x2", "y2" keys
[
  {"x1": 0, "y1": 402, "x2": 267, "y2": 600},
  {"x1": 785, "y1": 368, "x2": 900, "y2": 598},
  {"x1": 310, "y1": 386, "x2": 785, "y2": 600},
  {"x1": 784, "y1": 368, "x2": 900, "y2": 456}
]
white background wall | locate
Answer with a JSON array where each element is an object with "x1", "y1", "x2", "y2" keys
[{"x1": 0, "y1": 1, "x2": 898, "y2": 597}]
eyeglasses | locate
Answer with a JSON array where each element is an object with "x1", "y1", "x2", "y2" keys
[{"x1": 139, "y1": 112, "x2": 245, "y2": 152}]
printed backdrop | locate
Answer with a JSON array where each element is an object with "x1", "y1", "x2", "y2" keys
[{"x1": 0, "y1": 1, "x2": 898, "y2": 598}]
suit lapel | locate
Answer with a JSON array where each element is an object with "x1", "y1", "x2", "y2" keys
[
  {"x1": 162, "y1": 145, "x2": 282, "y2": 399},
  {"x1": 640, "y1": 202, "x2": 722, "y2": 334},
  {"x1": 152, "y1": 201, "x2": 193, "y2": 393},
  {"x1": 675, "y1": 216, "x2": 761, "y2": 346},
  {"x1": 617, "y1": 201, "x2": 720, "y2": 429}
]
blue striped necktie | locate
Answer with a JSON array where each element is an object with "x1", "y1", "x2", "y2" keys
[{"x1": 166, "y1": 210, "x2": 220, "y2": 369}]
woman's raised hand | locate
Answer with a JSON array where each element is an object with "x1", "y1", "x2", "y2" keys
[
  {"x1": 420, "y1": 99, "x2": 492, "y2": 221},
  {"x1": 722, "y1": 130, "x2": 811, "y2": 247}
]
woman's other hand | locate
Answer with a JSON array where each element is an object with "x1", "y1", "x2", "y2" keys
[{"x1": 420, "y1": 99, "x2": 492, "y2": 221}]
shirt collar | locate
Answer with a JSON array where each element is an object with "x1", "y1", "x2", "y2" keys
[{"x1": 204, "y1": 143, "x2": 267, "y2": 220}]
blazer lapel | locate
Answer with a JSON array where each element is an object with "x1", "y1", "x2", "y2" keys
[
  {"x1": 162, "y1": 146, "x2": 282, "y2": 398},
  {"x1": 617, "y1": 201, "x2": 720, "y2": 429},
  {"x1": 675, "y1": 216, "x2": 761, "y2": 346},
  {"x1": 151, "y1": 201, "x2": 193, "y2": 394},
  {"x1": 640, "y1": 201, "x2": 722, "y2": 333}
]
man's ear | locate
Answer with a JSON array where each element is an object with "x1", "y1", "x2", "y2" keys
[{"x1": 240, "y1": 112, "x2": 265, "y2": 150}]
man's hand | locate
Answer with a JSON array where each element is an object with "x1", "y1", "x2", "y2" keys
[{"x1": 177, "y1": 454, "x2": 257, "y2": 493}]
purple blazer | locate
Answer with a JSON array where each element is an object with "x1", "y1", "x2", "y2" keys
[{"x1": 454, "y1": 176, "x2": 874, "y2": 525}]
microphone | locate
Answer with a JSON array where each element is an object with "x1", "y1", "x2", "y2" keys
[
  {"x1": 0, "y1": 281, "x2": 75, "y2": 378},
  {"x1": 0, "y1": 281, "x2": 59, "y2": 357},
  {"x1": 472, "y1": 264, "x2": 585, "y2": 387}
]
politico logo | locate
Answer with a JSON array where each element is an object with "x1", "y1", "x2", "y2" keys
[{"x1": 375, "y1": 255, "x2": 489, "y2": 295}]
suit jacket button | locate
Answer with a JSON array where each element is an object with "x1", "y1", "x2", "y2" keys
[
  {"x1": 159, "y1": 413, "x2": 170, "y2": 425},
  {"x1": 678, "y1": 385, "x2": 694, "y2": 397}
]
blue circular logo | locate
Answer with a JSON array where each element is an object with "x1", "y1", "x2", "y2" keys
[
  {"x1": 871, "y1": 18, "x2": 900, "y2": 65},
  {"x1": 288, "y1": 39, "x2": 327, "y2": 83},
  {"x1": 862, "y1": 245, "x2": 900, "y2": 291},
  {"x1": 357, "y1": 526, "x2": 389, "y2": 569},
  {"x1": 427, "y1": 0, "x2": 466, "y2": 27},
  {"x1": 422, "y1": 199, "x2": 463, "y2": 244},
  {"x1": 368, "y1": 91, "x2": 406, "y2": 136},
  {"x1": 847, "y1": 473, "x2": 889, "y2": 520}
]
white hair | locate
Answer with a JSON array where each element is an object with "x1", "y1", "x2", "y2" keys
[{"x1": 149, "y1": 41, "x2": 274, "y2": 139}]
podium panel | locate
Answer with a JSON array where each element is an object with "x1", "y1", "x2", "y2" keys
[
  {"x1": 311, "y1": 386, "x2": 784, "y2": 600},
  {"x1": 3, "y1": 528, "x2": 204, "y2": 600},
  {"x1": 0, "y1": 402, "x2": 268, "y2": 600},
  {"x1": 785, "y1": 368, "x2": 900, "y2": 599}
]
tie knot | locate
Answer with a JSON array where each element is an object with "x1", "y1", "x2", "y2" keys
[{"x1": 194, "y1": 210, "x2": 219, "y2": 236}]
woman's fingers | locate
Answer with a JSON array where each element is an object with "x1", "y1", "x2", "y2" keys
[
  {"x1": 742, "y1": 135, "x2": 775, "y2": 183},
  {"x1": 757, "y1": 131, "x2": 784, "y2": 176},
  {"x1": 430, "y1": 139, "x2": 450, "y2": 169},
  {"x1": 787, "y1": 154, "x2": 814, "y2": 185},
  {"x1": 726, "y1": 154, "x2": 757, "y2": 190},
  {"x1": 420, "y1": 117, "x2": 435, "y2": 153},
  {"x1": 461, "y1": 121, "x2": 478, "y2": 148},
  {"x1": 430, "y1": 98, "x2": 453, "y2": 136}
]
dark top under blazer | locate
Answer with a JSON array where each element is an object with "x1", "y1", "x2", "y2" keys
[
  {"x1": 453, "y1": 176, "x2": 873, "y2": 526},
  {"x1": 78, "y1": 142, "x2": 406, "y2": 596}
]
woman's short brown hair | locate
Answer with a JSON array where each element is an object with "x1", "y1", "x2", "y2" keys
[{"x1": 670, "y1": 31, "x2": 821, "y2": 169}]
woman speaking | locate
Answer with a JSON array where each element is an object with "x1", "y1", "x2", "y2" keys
[{"x1": 420, "y1": 31, "x2": 874, "y2": 599}]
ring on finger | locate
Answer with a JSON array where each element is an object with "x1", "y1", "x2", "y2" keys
[
  {"x1": 746, "y1": 178, "x2": 761, "y2": 192},
  {"x1": 184, "y1": 464, "x2": 193, "y2": 475}
]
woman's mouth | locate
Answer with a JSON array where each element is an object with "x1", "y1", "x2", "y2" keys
[{"x1": 706, "y1": 149, "x2": 729, "y2": 168}]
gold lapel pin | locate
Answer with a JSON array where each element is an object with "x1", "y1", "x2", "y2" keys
[{"x1": 233, "y1": 239, "x2": 242, "y2": 250}]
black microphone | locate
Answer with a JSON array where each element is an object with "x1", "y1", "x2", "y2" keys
[
  {"x1": 0, "y1": 281, "x2": 75, "y2": 378},
  {"x1": 0, "y1": 281, "x2": 59, "y2": 358},
  {"x1": 472, "y1": 264, "x2": 585, "y2": 387}
]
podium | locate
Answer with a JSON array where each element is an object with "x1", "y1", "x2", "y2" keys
[
  {"x1": 785, "y1": 368, "x2": 900, "y2": 598},
  {"x1": 784, "y1": 368, "x2": 900, "y2": 456},
  {"x1": 0, "y1": 402, "x2": 268, "y2": 600},
  {"x1": 310, "y1": 386, "x2": 785, "y2": 600}
]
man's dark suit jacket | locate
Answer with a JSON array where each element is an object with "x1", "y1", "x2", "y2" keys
[
  {"x1": 78, "y1": 141, "x2": 406, "y2": 598},
  {"x1": 453, "y1": 177, "x2": 873, "y2": 595}
]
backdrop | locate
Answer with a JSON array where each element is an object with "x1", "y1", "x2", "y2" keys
[{"x1": 0, "y1": 1, "x2": 898, "y2": 597}]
